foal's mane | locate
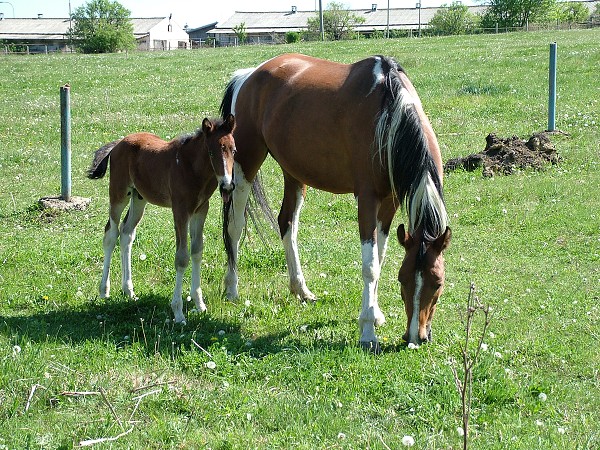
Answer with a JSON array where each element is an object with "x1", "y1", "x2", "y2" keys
[{"x1": 176, "y1": 117, "x2": 226, "y2": 146}]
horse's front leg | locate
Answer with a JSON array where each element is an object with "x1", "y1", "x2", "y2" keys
[
  {"x1": 224, "y1": 162, "x2": 253, "y2": 299},
  {"x1": 357, "y1": 194, "x2": 385, "y2": 352},
  {"x1": 119, "y1": 192, "x2": 147, "y2": 299},
  {"x1": 279, "y1": 173, "x2": 315, "y2": 301},
  {"x1": 189, "y1": 201, "x2": 209, "y2": 314}
]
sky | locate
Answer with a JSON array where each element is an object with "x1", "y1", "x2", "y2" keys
[{"x1": 3, "y1": 0, "x2": 476, "y2": 28}]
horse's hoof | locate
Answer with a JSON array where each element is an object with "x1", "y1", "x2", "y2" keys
[{"x1": 359, "y1": 340, "x2": 382, "y2": 354}]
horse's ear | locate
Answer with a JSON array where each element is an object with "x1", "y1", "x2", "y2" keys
[
  {"x1": 202, "y1": 118, "x2": 214, "y2": 135},
  {"x1": 397, "y1": 224, "x2": 414, "y2": 250},
  {"x1": 224, "y1": 113, "x2": 236, "y2": 133},
  {"x1": 432, "y1": 227, "x2": 452, "y2": 253}
]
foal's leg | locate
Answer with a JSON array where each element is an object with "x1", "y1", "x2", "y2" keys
[
  {"x1": 171, "y1": 205, "x2": 192, "y2": 324},
  {"x1": 224, "y1": 162, "x2": 253, "y2": 299},
  {"x1": 279, "y1": 173, "x2": 315, "y2": 301},
  {"x1": 189, "y1": 201, "x2": 209, "y2": 313},
  {"x1": 119, "y1": 190, "x2": 147, "y2": 298},
  {"x1": 100, "y1": 198, "x2": 128, "y2": 298},
  {"x1": 357, "y1": 193, "x2": 385, "y2": 351}
]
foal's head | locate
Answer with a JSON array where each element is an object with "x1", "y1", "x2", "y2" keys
[
  {"x1": 202, "y1": 114, "x2": 236, "y2": 203},
  {"x1": 397, "y1": 224, "x2": 452, "y2": 345}
]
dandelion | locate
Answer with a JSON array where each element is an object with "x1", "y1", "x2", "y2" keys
[
  {"x1": 502, "y1": 208, "x2": 507, "y2": 214},
  {"x1": 12, "y1": 345, "x2": 21, "y2": 356},
  {"x1": 407, "y1": 342, "x2": 419, "y2": 350},
  {"x1": 538, "y1": 392, "x2": 547, "y2": 402},
  {"x1": 480, "y1": 343, "x2": 488, "y2": 351},
  {"x1": 401, "y1": 435, "x2": 415, "y2": 447},
  {"x1": 217, "y1": 330, "x2": 226, "y2": 337},
  {"x1": 535, "y1": 419, "x2": 544, "y2": 427},
  {"x1": 319, "y1": 272, "x2": 327, "y2": 278},
  {"x1": 557, "y1": 426, "x2": 566, "y2": 434},
  {"x1": 494, "y1": 351, "x2": 502, "y2": 359},
  {"x1": 244, "y1": 299, "x2": 251, "y2": 307},
  {"x1": 457, "y1": 427, "x2": 465, "y2": 437},
  {"x1": 337, "y1": 432, "x2": 346, "y2": 440}
]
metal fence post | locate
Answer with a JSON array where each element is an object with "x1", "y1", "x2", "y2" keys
[
  {"x1": 60, "y1": 84, "x2": 71, "y2": 201},
  {"x1": 548, "y1": 42, "x2": 557, "y2": 132}
]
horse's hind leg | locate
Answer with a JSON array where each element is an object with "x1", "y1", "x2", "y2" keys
[
  {"x1": 189, "y1": 201, "x2": 209, "y2": 313},
  {"x1": 119, "y1": 190, "x2": 147, "y2": 298},
  {"x1": 100, "y1": 198, "x2": 128, "y2": 298},
  {"x1": 279, "y1": 173, "x2": 315, "y2": 301}
]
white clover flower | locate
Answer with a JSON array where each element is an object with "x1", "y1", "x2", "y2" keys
[
  {"x1": 217, "y1": 330, "x2": 226, "y2": 337},
  {"x1": 538, "y1": 392, "x2": 547, "y2": 402},
  {"x1": 557, "y1": 426, "x2": 565, "y2": 434},
  {"x1": 12, "y1": 345, "x2": 21, "y2": 356},
  {"x1": 401, "y1": 435, "x2": 415, "y2": 447},
  {"x1": 535, "y1": 419, "x2": 544, "y2": 427},
  {"x1": 480, "y1": 343, "x2": 488, "y2": 351},
  {"x1": 457, "y1": 427, "x2": 465, "y2": 437},
  {"x1": 407, "y1": 343, "x2": 419, "y2": 350},
  {"x1": 205, "y1": 361, "x2": 216, "y2": 369},
  {"x1": 139, "y1": 253, "x2": 147, "y2": 261},
  {"x1": 319, "y1": 272, "x2": 327, "y2": 278},
  {"x1": 244, "y1": 299, "x2": 251, "y2": 307},
  {"x1": 337, "y1": 432, "x2": 346, "y2": 440},
  {"x1": 494, "y1": 351, "x2": 502, "y2": 359}
]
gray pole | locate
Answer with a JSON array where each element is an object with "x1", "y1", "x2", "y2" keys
[
  {"x1": 60, "y1": 84, "x2": 72, "y2": 201},
  {"x1": 548, "y1": 42, "x2": 557, "y2": 132},
  {"x1": 319, "y1": 0, "x2": 324, "y2": 41}
]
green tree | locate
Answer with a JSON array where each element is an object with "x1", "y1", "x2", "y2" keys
[
  {"x1": 555, "y1": 1, "x2": 590, "y2": 23},
  {"x1": 70, "y1": 0, "x2": 135, "y2": 53},
  {"x1": 306, "y1": 2, "x2": 365, "y2": 40},
  {"x1": 429, "y1": 2, "x2": 480, "y2": 35},
  {"x1": 479, "y1": 0, "x2": 556, "y2": 28},
  {"x1": 232, "y1": 22, "x2": 247, "y2": 44}
]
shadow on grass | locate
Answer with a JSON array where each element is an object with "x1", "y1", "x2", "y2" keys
[{"x1": 0, "y1": 294, "x2": 406, "y2": 358}]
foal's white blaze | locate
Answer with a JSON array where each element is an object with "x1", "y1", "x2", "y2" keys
[{"x1": 408, "y1": 271, "x2": 423, "y2": 345}]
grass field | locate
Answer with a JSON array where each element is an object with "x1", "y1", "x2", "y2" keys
[{"x1": 1, "y1": 29, "x2": 599, "y2": 448}]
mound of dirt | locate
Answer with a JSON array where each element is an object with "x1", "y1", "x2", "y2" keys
[{"x1": 445, "y1": 132, "x2": 560, "y2": 177}]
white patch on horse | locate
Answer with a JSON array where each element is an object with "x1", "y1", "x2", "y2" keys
[
  {"x1": 368, "y1": 56, "x2": 386, "y2": 96},
  {"x1": 230, "y1": 68, "x2": 255, "y2": 115},
  {"x1": 409, "y1": 173, "x2": 448, "y2": 235},
  {"x1": 358, "y1": 240, "x2": 385, "y2": 345},
  {"x1": 408, "y1": 271, "x2": 423, "y2": 344},
  {"x1": 282, "y1": 188, "x2": 314, "y2": 300}
]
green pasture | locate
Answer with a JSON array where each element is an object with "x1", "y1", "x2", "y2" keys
[{"x1": 0, "y1": 30, "x2": 599, "y2": 448}]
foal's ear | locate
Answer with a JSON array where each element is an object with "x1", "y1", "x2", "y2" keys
[
  {"x1": 432, "y1": 227, "x2": 452, "y2": 253},
  {"x1": 201, "y1": 117, "x2": 214, "y2": 135},
  {"x1": 397, "y1": 224, "x2": 414, "y2": 250},
  {"x1": 224, "y1": 113, "x2": 236, "y2": 133}
]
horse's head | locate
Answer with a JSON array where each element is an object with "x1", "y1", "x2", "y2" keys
[
  {"x1": 202, "y1": 114, "x2": 236, "y2": 203},
  {"x1": 397, "y1": 224, "x2": 452, "y2": 346}
]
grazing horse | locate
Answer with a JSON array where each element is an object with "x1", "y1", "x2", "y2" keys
[
  {"x1": 88, "y1": 115, "x2": 236, "y2": 324},
  {"x1": 220, "y1": 53, "x2": 451, "y2": 350}
]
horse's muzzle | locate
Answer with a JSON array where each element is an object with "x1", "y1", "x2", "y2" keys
[{"x1": 219, "y1": 181, "x2": 235, "y2": 204}]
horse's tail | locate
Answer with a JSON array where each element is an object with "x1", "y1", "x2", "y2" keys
[
  {"x1": 375, "y1": 56, "x2": 448, "y2": 248},
  {"x1": 87, "y1": 139, "x2": 121, "y2": 179}
]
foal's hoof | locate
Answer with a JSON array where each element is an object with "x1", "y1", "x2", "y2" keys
[{"x1": 359, "y1": 340, "x2": 382, "y2": 355}]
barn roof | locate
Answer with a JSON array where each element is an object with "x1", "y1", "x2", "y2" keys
[{"x1": 0, "y1": 17, "x2": 167, "y2": 40}]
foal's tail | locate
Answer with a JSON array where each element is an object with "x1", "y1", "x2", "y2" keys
[
  {"x1": 87, "y1": 139, "x2": 121, "y2": 179},
  {"x1": 375, "y1": 56, "x2": 448, "y2": 247}
]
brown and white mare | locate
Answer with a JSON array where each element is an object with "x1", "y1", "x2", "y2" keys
[
  {"x1": 88, "y1": 115, "x2": 236, "y2": 324},
  {"x1": 220, "y1": 54, "x2": 451, "y2": 350}
]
